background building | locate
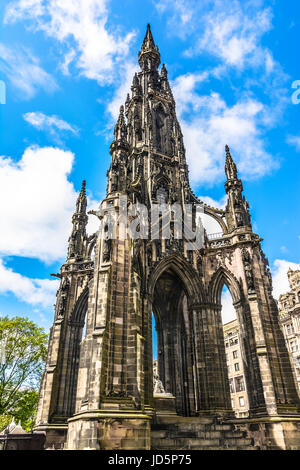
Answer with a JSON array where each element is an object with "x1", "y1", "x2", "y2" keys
[
  {"x1": 223, "y1": 319, "x2": 249, "y2": 418},
  {"x1": 279, "y1": 269, "x2": 300, "y2": 393}
]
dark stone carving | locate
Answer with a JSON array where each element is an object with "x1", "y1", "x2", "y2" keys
[
  {"x1": 57, "y1": 277, "x2": 70, "y2": 318},
  {"x1": 242, "y1": 248, "x2": 255, "y2": 293},
  {"x1": 102, "y1": 238, "x2": 112, "y2": 263}
]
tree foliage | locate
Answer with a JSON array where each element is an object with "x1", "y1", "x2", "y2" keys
[{"x1": 0, "y1": 316, "x2": 48, "y2": 429}]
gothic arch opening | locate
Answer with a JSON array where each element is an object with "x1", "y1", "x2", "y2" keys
[
  {"x1": 53, "y1": 288, "x2": 89, "y2": 420},
  {"x1": 211, "y1": 269, "x2": 264, "y2": 416},
  {"x1": 221, "y1": 286, "x2": 249, "y2": 418},
  {"x1": 151, "y1": 266, "x2": 196, "y2": 416}
]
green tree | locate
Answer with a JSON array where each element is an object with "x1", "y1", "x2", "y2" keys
[{"x1": 0, "y1": 316, "x2": 48, "y2": 431}]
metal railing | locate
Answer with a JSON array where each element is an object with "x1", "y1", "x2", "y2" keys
[{"x1": 207, "y1": 232, "x2": 223, "y2": 240}]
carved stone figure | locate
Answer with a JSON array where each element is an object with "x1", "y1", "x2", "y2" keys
[{"x1": 242, "y1": 248, "x2": 255, "y2": 293}]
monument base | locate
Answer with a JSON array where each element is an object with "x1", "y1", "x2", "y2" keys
[{"x1": 66, "y1": 410, "x2": 151, "y2": 450}]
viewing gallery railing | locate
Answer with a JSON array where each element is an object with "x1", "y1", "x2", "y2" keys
[{"x1": 207, "y1": 232, "x2": 224, "y2": 240}]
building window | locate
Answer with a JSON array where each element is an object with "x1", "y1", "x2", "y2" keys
[
  {"x1": 233, "y1": 350, "x2": 238, "y2": 359},
  {"x1": 290, "y1": 341, "x2": 298, "y2": 352},
  {"x1": 235, "y1": 376, "x2": 245, "y2": 392},
  {"x1": 239, "y1": 397, "x2": 245, "y2": 407},
  {"x1": 225, "y1": 342, "x2": 229, "y2": 348},
  {"x1": 286, "y1": 324, "x2": 294, "y2": 335},
  {"x1": 234, "y1": 363, "x2": 240, "y2": 371},
  {"x1": 229, "y1": 379, "x2": 234, "y2": 393}
]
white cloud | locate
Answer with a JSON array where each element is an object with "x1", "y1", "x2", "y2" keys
[
  {"x1": 60, "y1": 48, "x2": 76, "y2": 76},
  {"x1": 172, "y1": 77, "x2": 277, "y2": 185},
  {"x1": 155, "y1": 0, "x2": 195, "y2": 38},
  {"x1": 188, "y1": 5, "x2": 273, "y2": 70},
  {"x1": 171, "y1": 71, "x2": 210, "y2": 116},
  {"x1": 0, "y1": 145, "x2": 100, "y2": 308},
  {"x1": 0, "y1": 146, "x2": 94, "y2": 263},
  {"x1": 5, "y1": 0, "x2": 135, "y2": 85},
  {"x1": 0, "y1": 258, "x2": 59, "y2": 307},
  {"x1": 271, "y1": 259, "x2": 300, "y2": 300},
  {"x1": 23, "y1": 112, "x2": 79, "y2": 136},
  {"x1": 155, "y1": 0, "x2": 274, "y2": 73},
  {"x1": 286, "y1": 135, "x2": 300, "y2": 152},
  {"x1": 0, "y1": 43, "x2": 57, "y2": 99},
  {"x1": 199, "y1": 195, "x2": 227, "y2": 210},
  {"x1": 107, "y1": 62, "x2": 138, "y2": 122}
]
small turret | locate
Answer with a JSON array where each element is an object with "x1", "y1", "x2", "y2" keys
[
  {"x1": 113, "y1": 105, "x2": 127, "y2": 142},
  {"x1": 225, "y1": 144, "x2": 238, "y2": 180},
  {"x1": 67, "y1": 180, "x2": 88, "y2": 260},
  {"x1": 76, "y1": 179, "x2": 87, "y2": 214},
  {"x1": 224, "y1": 146, "x2": 251, "y2": 231},
  {"x1": 161, "y1": 63, "x2": 168, "y2": 78}
]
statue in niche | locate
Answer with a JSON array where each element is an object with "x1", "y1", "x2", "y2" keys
[
  {"x1": 156, "y1": 187, "x2": 168, "y2": 205},
  {"x1": 134, "y1": 112, "x2": 142, "y2": 142},
  {"x1": 147, "y1": 246, "x2": 153, "y2": 266},
  {"x1": 68, "y1": 229, "x2": 83, "y2": 259},
  {"x1": 74, "y1": 231, "x2": 83, "y2": 258},
  {"x1": 236, "y1": 211, "x2": 244, "y2": 227},
  {"x1": 197, "y1": 256, "x2": 202, "y2": 275},
  {"x1": 68, "y1": 234, "x2": 76, "y2": 258},
  {"x1": 233, "y1": 190, "x2": 242, "y2": 207},
  {"x1": 155, "y1": 111, "x2": 165, "y2": 152},
  {"x1": 102, "y1": 239, "x2": 112, "y2": 263},
  {"x1": 111, "y1": 170, "x2": 118, "y2": 192},
  {"x1": 57, "y1": 278, "x2": 70, "y2": 318},
  {"x1": 153, "y1": 362, "x2": 166, "y2": 394},
  {"x1": 242, "y1": 248, "x2": 255, "y2": 293},
  {"x1": 102, "y1": 221, "x2": 113, "y2": 263}
]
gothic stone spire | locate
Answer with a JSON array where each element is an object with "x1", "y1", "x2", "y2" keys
[
  {"x1": 68, "y1": 180, "x2": 88, "y2": 260},
  {"x1": 76, "y1": 179, "x2": 87, "y2": 214},
  {"x1": 224, "y1": 146, "x2": 251, "y2": 230},
  {"x1": 138, "y1": 23, "x2": 160, "y2": 71},
  {"x1": 225, "y1": 144, "x2": 238, "y2": 180}
]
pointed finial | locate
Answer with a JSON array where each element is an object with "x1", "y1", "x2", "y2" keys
[
  {"x1": 75, "y1": 180, "x2": 87, "y2": 215},
  {"x1": 142, "y1": 23, "x2": 155, "y2": 51},
  {"x1": 117, "y1": 105, "x2": 125, "y2": 125},
  {"x1": 161, "y1": 63, "x2": 168, "y2": 78},
  {"x1": 80, "y1": 180, "x2": 86, "y2": 196},
  {"x1": 113, "y1": 104, "x2": 127, "y2": 143},
  {"x1": 132, "y1": 72, "x2": 139, "y2": 87},
  {"x1": 138, "y1": 24, "x2": 160, "y2": 70},
  {"x1": 225, "y1": 145, "x2": 238, "y2": 180}
]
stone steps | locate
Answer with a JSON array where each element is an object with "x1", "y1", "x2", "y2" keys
[{"x1": 150, "y1": 416, "x2": 256, "y2": 450}]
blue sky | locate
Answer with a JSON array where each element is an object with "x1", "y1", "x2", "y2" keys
[{"x1": 0, "y1": 0, "x2": 299, "y2": 332}]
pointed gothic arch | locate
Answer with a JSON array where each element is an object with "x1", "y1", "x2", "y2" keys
[
  {"x1": 148, "y1": 253, "x2": 204, "y2": 304},
  {"x1": 209, "y1": 266, "x2": 242, "y2": 306},
  {"x1": 208, "y1": 265, "x2": 266, "y2": 415},
  {"x1": 53, "y1": 286, "x2": 89, "y2": 420},
  {"x1": 146, "y1": 254, "x2": 204, "y2": 416}
]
